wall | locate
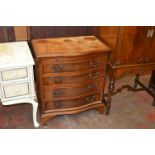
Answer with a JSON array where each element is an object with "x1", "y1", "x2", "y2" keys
[{"x1": 0, "y1": 26, "x2": 97, "y2": 42}]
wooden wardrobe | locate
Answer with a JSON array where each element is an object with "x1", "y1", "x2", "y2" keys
[{"x1": 98, "y1": 26, "x2": 155, "y2": 114}]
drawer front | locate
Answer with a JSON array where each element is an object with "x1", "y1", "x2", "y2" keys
[
  {"x1": 1, "y1": 68, "x2": 28, "y2": 81},
  {"x1": 3, "y1": 82, "x2": 29, "y2": 98},
  {"x1": 43, "y1": 70, "x2": 103, "y2": 85},
  {"x1": 44, "y1": 82, "x2": 100, "y2": 101},
  {"x1": 42, "y1": 56, "x2": 107, "y2": 74},
  {"x1": 45, "y1": 93, "x2": 100, "y2": 110}
]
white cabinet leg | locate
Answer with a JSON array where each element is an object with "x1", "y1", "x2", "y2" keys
[
  {"x1": 2, "y1": 98, "x2": 40, "y2": 128},
  {"x1": 31, "y1": 99, "x2": 39, "y2": 128}
]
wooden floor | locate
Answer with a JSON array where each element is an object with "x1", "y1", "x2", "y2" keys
[{"x1": 0, "y1": 74, "x2": 155, "y2": 129}]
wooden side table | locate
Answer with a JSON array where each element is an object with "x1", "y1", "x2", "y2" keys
[{"x1": 0, "y1": 41, "x2": 39, "y2": 127}]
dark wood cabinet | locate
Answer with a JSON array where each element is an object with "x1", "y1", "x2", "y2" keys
[
  {"x1": 147, "y1": 27, "x2": 155, "y2": 62},
  {"x1": 98, "y1": 26, "x2": 155, "y2": 114},
  {"x1": 29, "y1": 26, "x2": 97, "y2": 39},
  {"x1": 98, "y1": 26, "x2": 155, "y2": 77},
  {"x1": 32, "y1": 36, "x2": 110, "y2": 125},
  {"x1": 0, "y1": 26, "x2": 15, "y2": 42},
  {"x1": 114, "y1": 26, "x2": 150, "y2": 65},
  {"x1": 115, "y1": 26, "x2": 138, "y2": 65}
]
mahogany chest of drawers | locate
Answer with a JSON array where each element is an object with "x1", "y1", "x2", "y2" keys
[{"x1": 32, "y1": 36, "x2": 111, "y2": 125}]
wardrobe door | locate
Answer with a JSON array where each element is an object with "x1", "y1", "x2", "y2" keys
[
  {"x1": 115, "y1": 26, "x2": 149, "y2": 66},
  {"x1": 97, "y1": 26, "x2": 119, "y2": 64},
  {"x1": 132, "y1": 26, "x2": 151, "y2": 64},
  {"x1": 147, "y1": 26, "x2": 155, "y2": 62}
]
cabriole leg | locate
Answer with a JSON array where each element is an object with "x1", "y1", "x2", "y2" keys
[{"x1": 31, "y1": 98, "x2": 39, "y2": 128}]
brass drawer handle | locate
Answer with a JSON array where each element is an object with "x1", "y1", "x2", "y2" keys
[
  {"x1": 52, "y1": 90, "x2": 63, "y2": 97},
  {"x1": 51, "y1": 64, "x2": 64, "y2": 72},
  {"x1": 88, "y1": 72, "x2": 99, "y2": 79},
  {"x1": 86, "y1": 83, "x2": 97, "y2": 91},
  {"x1": 50, "y1": 77, "x2": 64, "y2": 83},
  {"x1": 89, "y1": 60, "x2": 100, "y2": 67},
  {"x1": 53, "y1": 101, "x2": 62, "y2": 108},
  {"x1": 86, "y1": 95, "x2": 96, "y2": 103}
]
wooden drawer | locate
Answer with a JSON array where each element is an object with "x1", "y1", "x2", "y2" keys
[
  {"x1": 43, "y1": 70, "x2": 103, "y2": 85},
  {"x1": 1, "y1": 68, "x2": 28, "y2": 81},
  {"x1": 45, "y1": 93, "x2": 101, "y2": 110},
  {"x1": 3, "y1": 82, "x2": 29, "y2": 98},
  {"x1": 44, "y1": 82, "x2": 100, "y2": 101},
  {"x1": 42, "y1": 56, "x2": 107, "y2": 73}
]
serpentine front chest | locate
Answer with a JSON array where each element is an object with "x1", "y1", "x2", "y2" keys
[{"x1": 32, "y1": 36, "x2": 111, "y2": 125}]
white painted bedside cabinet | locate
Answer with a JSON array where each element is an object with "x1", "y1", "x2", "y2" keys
[{"x1": 0, "y1": 41, "x2": 39, "y2": 127}]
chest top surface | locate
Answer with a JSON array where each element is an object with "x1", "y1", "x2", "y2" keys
[
  {"x1": 0, "y1": 41, "x2": 34, "y2": 69},
  {"x1": 32, "y1": 36, "x2": 111, "y2": 58}
]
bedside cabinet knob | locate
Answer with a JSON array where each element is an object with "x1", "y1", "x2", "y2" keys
[{"x1": 15, "y1": 89, "x2": 20, "y2": 95}]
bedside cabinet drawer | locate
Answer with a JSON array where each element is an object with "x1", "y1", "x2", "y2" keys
[
  {"x1": 1, "y1": 68, "x2": 28, "y2": 81},
  {"x1": 3, "y1": 82, "x2": 29, "y2": 98}
]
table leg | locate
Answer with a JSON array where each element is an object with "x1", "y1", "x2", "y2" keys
[
  {"x1": 134, "y1": 73, "x2": 140, "y2": 89},
  {"x1": 31, "y1": 98, "x2": 39, "y2": 128},
  {"x1": 105, "y1": 75, "x2": 115, "y2": 115},
  {"x1": 2, "y1": 98, "x2": 39, "y2": 128},
  {"x1": 152, "y1": 98, "x2": 155, "y2": 106}
]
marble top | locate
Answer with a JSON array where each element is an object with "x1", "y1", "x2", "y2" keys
[{"x1": 0, "y1": 41, "x2": 34, "y2": 69}]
